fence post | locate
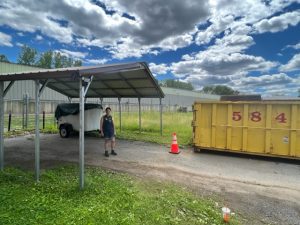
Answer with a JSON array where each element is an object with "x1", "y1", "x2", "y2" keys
[
  {"x1": 43, "y1": 111, "x2": 45, "y2": 129},
  {"x1": 118, "y1": 97, "x2": 122, "y2": 133},
  {"x1": 22, "y1": 96, "x2": 25, "y2": 129},
  {"x1": 8, "y1": 111, "x2": 11, "y2": 132},
  {"x1": 138, "y1": 98, "x2": 141, "y2": 133},
  {"x1": 160, "y1": 98, "x2": 163, "y2": 136}
]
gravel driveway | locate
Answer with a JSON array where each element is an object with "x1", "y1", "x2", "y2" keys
[{"x1": 3, "y1": 134, "x2": 300, "y2": 225}]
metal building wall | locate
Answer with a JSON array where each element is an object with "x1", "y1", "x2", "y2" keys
[
  {"x1": 91, "y1": 87, "x2": 219, "y2": 106},
  {"x1": 0, "y1": 62, "x2": 68, "y2": 101}
]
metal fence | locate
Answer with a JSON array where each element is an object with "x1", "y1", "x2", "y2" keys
[{"x1": 3, "y1": 99, "x2": 192, "y2": 115}]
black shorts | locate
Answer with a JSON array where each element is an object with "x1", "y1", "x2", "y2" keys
[{"x1": 104, "y1": 131, "x2": 115, "y2": 140}]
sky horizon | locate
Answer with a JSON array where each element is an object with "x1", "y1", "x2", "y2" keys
[{"x1": 0, "y1": 0, "x2": 299, "y2": 96}]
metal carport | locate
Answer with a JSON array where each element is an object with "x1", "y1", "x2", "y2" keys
[{"x1": 0, "y1": 62, "x2": 164, "y2": 189}]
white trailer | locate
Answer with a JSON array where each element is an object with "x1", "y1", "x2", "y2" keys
[{"x1": 55, "y1": 103, "x2": 102, "y2": 138}]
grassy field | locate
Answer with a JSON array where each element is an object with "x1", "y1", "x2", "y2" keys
[
  {"x1": 4, "y1": 111, "x2": 193, "y2": 145},
  {"x1": 0, "y1": 166, "x2": 239, "y2": 225},
  {"x1": 114, "y1": 111, "x2": 193, "y2": 146}
]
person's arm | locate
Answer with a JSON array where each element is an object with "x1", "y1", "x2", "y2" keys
[{"x1": 100, "y1": 116, "x2": 104, "y2": 136}]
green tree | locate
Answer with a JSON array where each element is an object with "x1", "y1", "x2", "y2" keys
[
  {"x1": 54, "y1": 52, "x2": 83, "y2": 68},
  {"x1": 0, "y1": 54, "x2": 9, "y2": 62},
  {"x1": 17, "y1": 45, "x2": 37, "y2": 65},
  {"x1": 73, "y1": 60, "x2": 82, "y2": 67},
  {"x1": 54, "y1": 52, "x2": 63, "y2": 68},
  {"x1": 37, "y1": 50, "x2": 53, "y2": 69},
  {"x1": 160, "y1": 79, "x2": 194, "y2": 90},
  {"x1": 202, "y1": 85, "x2": 239, "y2": 95},
  {"x1": 60, "y1": 55, "x2": 72, "y2": 68}
]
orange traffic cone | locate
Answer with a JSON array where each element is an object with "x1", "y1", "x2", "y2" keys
[{"x1": 170, "y1": 133, "x2": 180, "y2": 154}]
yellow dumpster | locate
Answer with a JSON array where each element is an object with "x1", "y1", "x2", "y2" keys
[{"x1": 192, "y1": 101, "x2": 300, "y2": 159}]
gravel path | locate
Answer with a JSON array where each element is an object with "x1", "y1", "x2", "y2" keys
[{"x1": 3, "y1": 134, "x2": 300, "y2": 225}]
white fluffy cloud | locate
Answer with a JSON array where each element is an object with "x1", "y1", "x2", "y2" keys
[
  {"x1": 35, "y1": 35, "x2": 43, "y2": 41},
  {"x1": 149, "y1": 63, "x2": 170, "y2": 76},
  {"x1": 235, "y1": 73, "x2": 300, "y2": 96},
  {"x1": 171, "y1": 42, "x2": 276, "y2": 78},
  {"x1": 233, "y1": 73, "x2": 293, "y2": 86},
  {"x1": 280, "y1": 54, "x2": 300, "y2": 71},
  {"x1": 183, "y1": 72, "x2": 298, "y2": 96},
  {"x1": 254, "y1": 10, "x2": 300, "y2": 33},
  {"x1": 285, "y1": 42, "x2": 300, "y2": 50},
  {"x1": 57, "y1": 49, "x2": 88, "y2": 59},
  {"x1": 84, "y1": 58, "x2": 108, "y2": 65},
  {"x1": 0, "y1": 0, "x2": 210, "y2": 59},
  {"x1": 0, "y1": 32, "x2": 12, "y2": 47}
]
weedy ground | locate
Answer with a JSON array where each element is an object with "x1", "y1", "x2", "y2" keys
[{"x1": 0, "y1": 166, "x2": 240, "y2": 225}]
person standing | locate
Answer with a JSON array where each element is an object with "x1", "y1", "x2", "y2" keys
[{"x1": 100, "y1": 107, "x2": 117, "y2": 157}]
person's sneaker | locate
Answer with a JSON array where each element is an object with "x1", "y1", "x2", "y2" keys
[
  {"x1": 105, "y1": 151, "x2": 109, "y2": 157},
  {"x1": 111, "y1": 150, "x2": 117, "y2": 156}
]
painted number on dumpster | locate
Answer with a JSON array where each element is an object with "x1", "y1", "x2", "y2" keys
[
  {"x1": 232, "y1": 112, "x2": 242, "y2": 121},
  {"x1": 250, "y1": 111, "x2": 262, "y2": 122},
  {"x1": 275, "y1": 113, "x2": 287, "y2": 123},
  {"x1": 232, "y1": 112, "x2": 287, "y2": 123}
]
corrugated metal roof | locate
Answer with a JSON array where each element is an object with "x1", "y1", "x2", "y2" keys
[{"x1": 0, "y1": 62, "x2": 164, "y2": 98}]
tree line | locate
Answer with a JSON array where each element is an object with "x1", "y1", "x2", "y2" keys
[
  {"x1": 0, "y1": 45, "x2": 82, "y2": 69},
  {"x1": 159, "y1": 79, "x2": 238, "y2": 95}
]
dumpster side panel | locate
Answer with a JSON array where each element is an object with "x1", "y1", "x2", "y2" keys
[
  {"x1": 231, "y1": 104, "x2": 243, "y2": 151},
  {"x1": 247, "y1": 104, "x2": 266, "y2": 153},
  {"x1": 215, "y1": 104, "x2": 227, "y2": 149},
  {"x1": 198, "y1": 104, "x2": 212, "y2": 148},
  {"x1": 295, "y1": 105, "x2": 300, "y2": 157},
  {"x1": 192, "y1": 101, "x2": 300, "y2": 159},
  {"x1": 271, "y1": 104, "x2": 290, "y2": 156}
]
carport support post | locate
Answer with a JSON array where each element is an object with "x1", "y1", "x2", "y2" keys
[
  {"x1": 35, "y1": 80, "x2": 40, "y2": 181},
  {"x1": 160, "y1": 98, "x2": 162, "y2": 136},
  {"x1": 118, "y1": 97, "x2": 122, "y2": 133},
  {"x1": 79, "y1": 75, "x2": 93, "y2": 190},
  {"x1": 138, "y1": 98, "x2": 141, "y2": 133},
  {"x1": 79, "y1": 78, "x2": 85, "y2": 189},
  {"x1": 0, "y1": 82, "x2": 4, "y2": 170}
]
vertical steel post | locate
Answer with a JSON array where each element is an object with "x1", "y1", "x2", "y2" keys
[
  {"x1": 79, "y1": 78, "x2": 85, "y2": 189},
  {"x1": 100, "y1": 97, "x2": 103, "y2": 107},
  {"x1": 160, "y1": 98, "x2": 163, "y2": 136},
  {"x1": 22, "y1": 94, "x2": 25, "y2": 129},
  {"x1": 8, "y1": 111, "x2": 11, "y2": 132},
  {"x1": 35, "y1": 80, "x2": 40, "y2": 182},
  {"x1": 25, "y1": 93, "x2": 28, "y2": 129},
  {"x1": 42, "y1": 111, "x2": 45, "y2": 129},
  {"x1": 138, "y1": 98, "x2": 141, "y2": 133},
  {"x1": 0, "y1": 82, "x2": 4, "y2": 170},
  {"x1": 118, "y1": 97, "x2": 122, "y2": 133}
]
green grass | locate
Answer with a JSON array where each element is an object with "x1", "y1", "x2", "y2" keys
[
  {"x1": 3, "y1": 114, "x2": 57, "y2": 138},
  {"x1": 113, "y1": 111, "x2": 193, "y2": 146},
  {"x1": 3, "y1": 112, "x2": 193, "y2": 146},
  {"x1": 0, "y1": 166, "x2": 239, "y2": 225}
]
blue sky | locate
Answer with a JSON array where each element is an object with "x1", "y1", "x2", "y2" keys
[{"x1": 0, "y1": 0, "x2": 299, "y2": 96}]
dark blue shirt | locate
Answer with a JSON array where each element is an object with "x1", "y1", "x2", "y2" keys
[{"x1": 102, "y1": 115, "x2": 114, "y2": 133}]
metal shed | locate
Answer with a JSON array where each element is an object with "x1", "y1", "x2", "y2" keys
[{"x1": 0, "y1": 62, "x2": 164, "y2": 189}]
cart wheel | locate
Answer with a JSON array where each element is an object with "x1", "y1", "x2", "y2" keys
[{"x1": 59, "y1": 125, "x2": 69, "y2": 138}]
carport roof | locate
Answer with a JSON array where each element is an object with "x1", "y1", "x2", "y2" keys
[{"x1": 0, "y1": 62, "x2": 164, "y2": 98}]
